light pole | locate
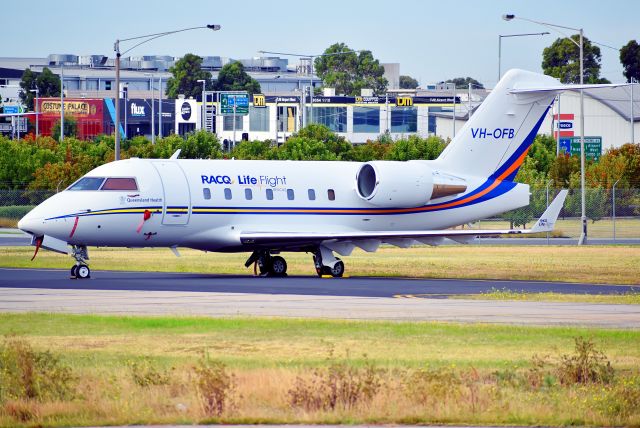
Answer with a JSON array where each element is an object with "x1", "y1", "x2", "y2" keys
[
  {"x1": 123, "y1": 84, "x2": 128, "y2": 140},
  {"x1": 258, "y1": 49, "x2": 362, "y2": 127},
  {"x1": 145, "y1": 73, "x2": 155, "y2": 144},
  {"x1": 197, "y1": 79, "x2": 206, "y2": 131},
  {"x1": 60, "y1": 65, "x2": 64, "y2": 142},
  {"x1": 114, "y1": 24, "x2": 221, "y2": 160},
  {"x1": 498, "y1": 32, "x2": 549, "y2": 81},
  {"x1": 503, "y1": 14, "x2": 588, "y2": 245},
  {"x1": 29, "y1": 89, "x2": 39, "y2": 138},
  {"x1": 158, "y1": 76, "x2": 163, "y2": 138}
]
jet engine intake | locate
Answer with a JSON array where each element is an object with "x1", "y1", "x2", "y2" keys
[{"x1": 355, "y1": 161, "x2": 435, "y2": 208}]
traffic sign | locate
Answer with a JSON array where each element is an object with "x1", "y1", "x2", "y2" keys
[
  {"x1": 2, "y1": 105, "x2": 22, "y2": 114},
  {"x1": 559, "y1": 136, "x2": 602, "y2": 161},
  {"x1": 220, "y1": 92, "x2": 249, "y2": 116}
]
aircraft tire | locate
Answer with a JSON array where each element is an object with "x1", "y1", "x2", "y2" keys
[
  {"x1": 330, "y1": 260, "x2": 344, "y2": 278},
  {"x1": 70, "y1": 265, "x2": 78, "y2": 278},
  {"x1": 76, "y1": 264, "x2": 91, "y2": 279},
  {"x1": 269, "y1": 256, "x2": 287, "y2": 277}
]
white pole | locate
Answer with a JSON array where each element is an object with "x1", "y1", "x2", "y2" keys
[
  {"x1": 578, "y1": 29, "x2": 587, "y2": 245},
  {"x1": 115, "y1": 43, "x2": 120, "y2": 159},
  {"x1": 35, "y1": 89, "x2": 39, "y2": 138},
  {"x1": 158, "y1": 77, "x2": 163, "y2": 138},
  {"x1": 631, "y1": 77, "x2": 635, "y2": 144},
  {"x1": 232, "y1": 95, "x2": 236, "y2": 148},
  {"x1": 468, "y1": 82, "x2": 472, "y2": 118},
  {"x1": 385, "y1": 92, "x2": 389, "y2": 133},
  {"x1": 556, "y1": 94, "x2": 561, "y2": 156},
  {"x1": 613, "y1": 179, "x2": 619, "y2": 242},
  {"x1": 150, "y1": 75, "x2": 155, "y2": 144},
  {"x1": 452, "y1": 84, "x2": 456, "y2": 138},
  {"x1": 60, "y1": 65, "x2": 64, "y2": 141},
  {"x1": 124, "y1": 85, "x2": 127, "y2": 139}
]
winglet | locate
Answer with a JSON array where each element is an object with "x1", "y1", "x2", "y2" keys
[{"x1": 530, "y1": 190, "x2": 568, "y2": 233}]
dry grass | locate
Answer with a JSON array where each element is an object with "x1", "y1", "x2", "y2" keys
[
  {"x1": 458, "y1": 288, "x2": 640, "y2": 304},
  {"x1": 0, "y1": 314, "x2": 638, "y2": 426},
  {"x1": 2, "y1": 245, "x2": 639, "y2": 284},
  {"x1": 474, "y1": 217, "x2": 640, "y2": 239}
]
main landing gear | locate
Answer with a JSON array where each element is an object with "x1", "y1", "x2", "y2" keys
[
  {"x1": 245, "y1": 245, "x2": 345, "y2": 278},
  {"x1": 245, "y1": 250, "x2": 288, "y2": 277},
  {"x1": 70, "y1": 245, "x2": 90, "y2": 279},
  {"x1": 313, "y1": 245, "x2": 344, "y2": 278}
]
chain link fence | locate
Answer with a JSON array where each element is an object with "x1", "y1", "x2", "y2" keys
[
  {"x1": 474, "y1": 188, "x2": 640, "y2": 240},
  {"x1": 1, "y1": 188, "x2": 639, "y2": 240}
]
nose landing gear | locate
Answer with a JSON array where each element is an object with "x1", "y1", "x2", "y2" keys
[{"x1": 70, "y1": 245, "x2": 90, "y2": 279}]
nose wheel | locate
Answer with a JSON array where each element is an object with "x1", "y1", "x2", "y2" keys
[
  {"x1": 70, "y1": 245, "x2": 91, "y2": 279},
  {"x1": 313, "y1": 246, "x2": 345, "y2": 278}
]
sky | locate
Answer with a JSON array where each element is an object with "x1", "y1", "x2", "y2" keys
[{"x1": 4, "y1": 0, "x2": 638, "y2": 87}]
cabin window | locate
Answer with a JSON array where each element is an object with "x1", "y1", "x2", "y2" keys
[
  {"x1": 287, "y1": 189, "x2": 295, "y2": 200},
  {"x1": 308, "y1": 189, "x2": 316, "y2": 200},
  {"x1": 68, "y1": 177, "x2": 105, "y2": 191},
  {"x1": 328, "y1": 189, "x2": 336, "y2": 201},
  {"x1": 224, "y1": 188, "x2": 232, "y2": 200},
  {"x1": 245, "y1": 188, "x2": 253, "y2": 200},
  {"x1": 203, "y1": 188, "x2": 211, "y2": 200},
  {"x1": 266, "y1": 189, "x2": 274, "y2": 200},
  {"x1": 101, "y1": 177, "x2": 138, "y2": 191}
]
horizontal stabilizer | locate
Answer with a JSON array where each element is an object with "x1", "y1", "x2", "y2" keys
[{"x1": 510, "y1": 82, "x2": 629, "y2": 94}]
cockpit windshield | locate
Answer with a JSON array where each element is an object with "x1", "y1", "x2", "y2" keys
[
  {"x1": 68, "y1": 177, "x2": 105, "y2": 191},
  {"x1": 67, "y1": 177, "x2": 138, "y2": 191}
]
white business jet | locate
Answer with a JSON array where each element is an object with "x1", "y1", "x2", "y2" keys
[{"x1": 18, "y1": 70, "x2": 619, "y2": 279}]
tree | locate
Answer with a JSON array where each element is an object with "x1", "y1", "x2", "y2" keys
[
  {"x1": 314, "y1": 43, "x2": 388, "y2": 96},
  {"x1": 620, "y1": 40, "x2": 640, "y2": 82},
  {"x1": 19, "y1": 67, "x2": 61, "y2": 111},
  {"x1": 399, "y1": 75, "x2": 419, "y2": 89},
  {"x1": 165, "y1": 54, "x2": 212, "y2": 100},
  {"x1": 213, "y1": 61, "x2": 261, "y2": 94},
  {"x1": 542, "y1": 35, "x2": 610, "y2": 83},
  {"x1": 444, "y1": 77, "x2": 484, "y2": 89},
  {"x1": 52, "y1": 117, "x2": 77, "y2": 141}
]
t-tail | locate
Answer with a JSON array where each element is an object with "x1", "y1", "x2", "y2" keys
[{"x1": 436, "y1": 69, "x2": 560, "y2": 181}]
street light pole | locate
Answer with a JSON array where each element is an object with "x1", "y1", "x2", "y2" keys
[
  {"x1": 498, "y1": 32, "x2": 549, "y2": 81},
  {"x1": 158, "y1": 77, "x2": 163, "y2": 138},
  {"x1": 60, "y1": 64, "x2": 64, "y2": 142},
  {"x1": 113, "y1": 24, "x2": 221, "y2": 160},
  {"x1": 503, "y1": 14, "x2": 587, "y2": 245},
  {"x1": 29, "y1": 89, "x2": 39, "y2": 138},
  {"x1": 197, "y1": 79, "x2": 206, "y2": 131}
]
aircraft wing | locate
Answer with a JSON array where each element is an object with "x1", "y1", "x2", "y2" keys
[{"x1": 240, "y1": 191, "x2": 568, "y2": 253}]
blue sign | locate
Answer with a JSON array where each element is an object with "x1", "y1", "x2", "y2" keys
[
  {"x1": 559, "y1": 137, "x2": 572, "y2": 154},
  {"x1": 3, "y1": 106, "x2": 20, "y2": 114},
  {"x1": 558, "y1": 121, "x2": 573, "y2": 129}
]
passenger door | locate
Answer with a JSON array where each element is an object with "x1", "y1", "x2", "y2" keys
[{"x1": 151, "y1": 161, "x2": 191, "y2": 225}]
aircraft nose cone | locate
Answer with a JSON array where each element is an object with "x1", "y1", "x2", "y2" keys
[{"x1": 18, "y1": 213, "x2": 44, "y2": 236}]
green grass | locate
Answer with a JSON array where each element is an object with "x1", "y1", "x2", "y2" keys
[
  {"x1": 1, "y1": 313, "x2": 639, "y2": 370},
  {"x1": 1, "y1": 245, "x2": 640, "y2": 284}
]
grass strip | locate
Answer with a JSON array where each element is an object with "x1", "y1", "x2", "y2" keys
[{"x1": 1, "y1": 245, "x2": 639, "y2": 284}]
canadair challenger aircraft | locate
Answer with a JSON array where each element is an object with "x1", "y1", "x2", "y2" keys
[{"x1": 18, "y1": 70, "x2": 621, "y2": 279}]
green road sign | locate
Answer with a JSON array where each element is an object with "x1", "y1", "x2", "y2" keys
[
  {"x1": 220, "y1": 92, "x2": 249, "y2": 116},
  {"x1": 569, "y1": 136, "x2": 602, "y2": 161}
]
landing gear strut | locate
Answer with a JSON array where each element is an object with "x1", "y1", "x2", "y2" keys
[
  {"x1": 245, "y1": 250, "x2": 287, "y2": 277},
  {"x1": 70, "y1": 245, "x2": 90, "y2": 279},
  {"x1": 313, "y1": 246, "x2": 344, "y2": 278}
]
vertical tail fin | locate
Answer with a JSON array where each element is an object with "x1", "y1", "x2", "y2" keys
[{"x1": 437, "y1": 69, "x2": 559, "y2": 180}]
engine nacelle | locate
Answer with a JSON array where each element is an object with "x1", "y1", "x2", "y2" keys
[{"x1": 356, "y1": 161, "x2": 435, "y2": 208}]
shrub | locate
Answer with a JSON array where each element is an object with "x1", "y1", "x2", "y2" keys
[
  {"x1": 289, "y1": 354, "x2": 381, "y2": 411},
  {"x1": 557, "y1": 336, "x2": 614, "y2": 385},
  {"x1": 0, "y1": 337, "x2": 75, "y2": 403},
  {"x1": 0, "y1": 205, "x2": 34, "y2": 219},
  {"x1": 128, "y1": 358, "x2": 171, "y2": 387},
  {"x1": 404, "y1": 366, "x2": 461, "y2": 406},
  {"x1": 192, "y1": 357, "x2": 236, "y2": 417}
]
